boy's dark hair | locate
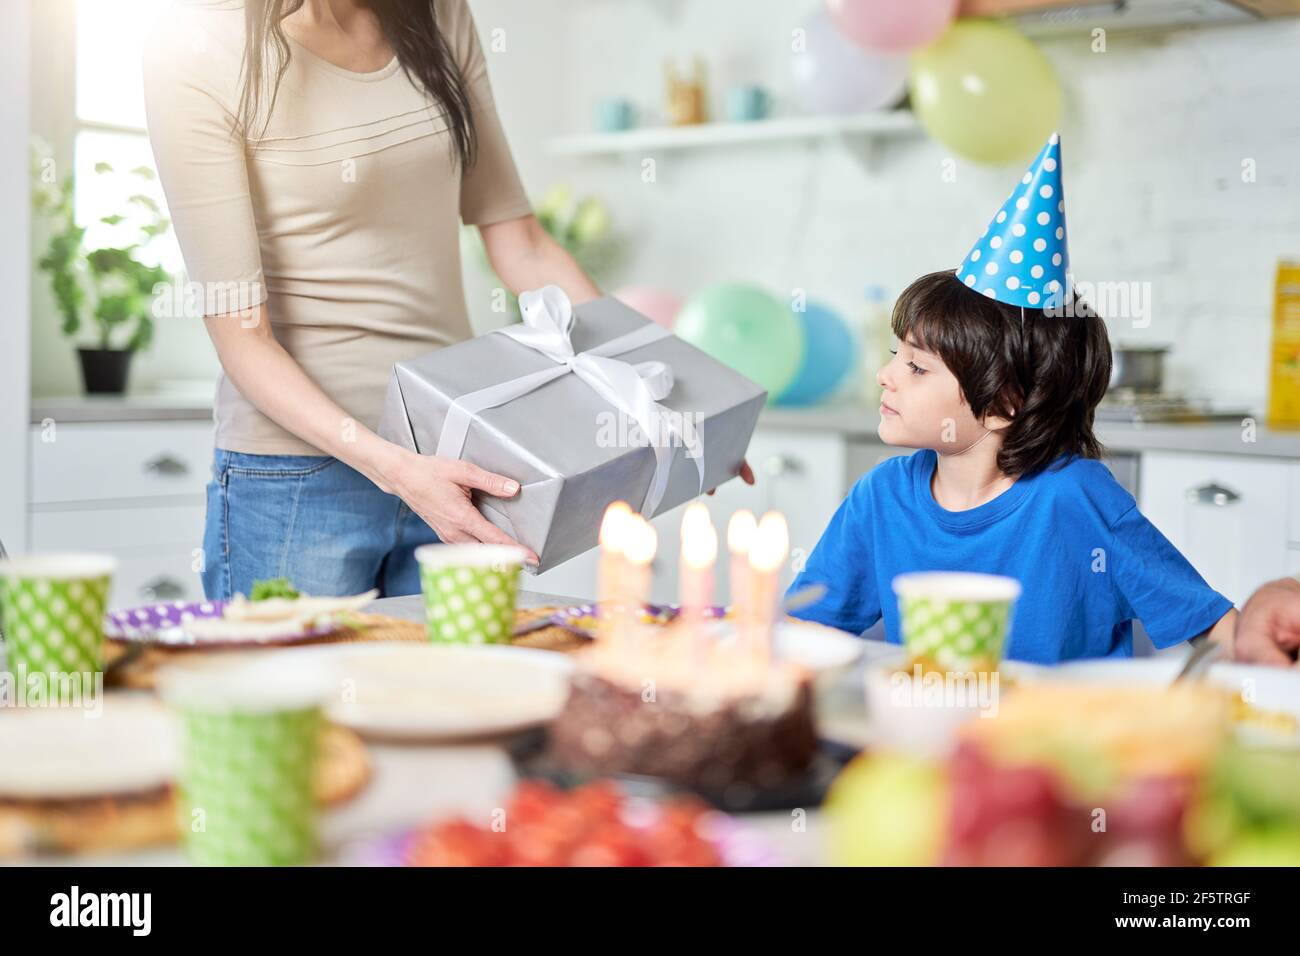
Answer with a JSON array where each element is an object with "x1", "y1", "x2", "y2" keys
[{"x1": 890, "y1": 270, "x2": 1111, "y2": 478}]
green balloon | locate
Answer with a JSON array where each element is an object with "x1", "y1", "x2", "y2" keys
[
  {"x1": 675, "y1": 283, "x2": 803, "y2": 400},
  {"x1": 908, "y1": 19, "x2": 1062, "y2": 166}
]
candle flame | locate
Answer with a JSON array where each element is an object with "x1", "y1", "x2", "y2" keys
[
  {"x1": 623, "y1": 517, "x2": 658, "y2": 566},
  {"x1": 727, "y1": 509, "x2": 757, "y2": 555},
  {"x1": 748, "y1": 511, "x2": 788, "y2": 573},
  {"x1": 681, "y1": 502, "x2": 717, "y2": 567},
  {"x1": 599, "y1": 501, "x2": 634, "y2": 551}
]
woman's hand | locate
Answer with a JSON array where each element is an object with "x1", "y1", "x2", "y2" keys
[
  {"x1": 386, "y1": 450, "x2": 539, "y2": 564},
  {"x1": 201, "y1": 307, "x2": 539, "y2": 563}
]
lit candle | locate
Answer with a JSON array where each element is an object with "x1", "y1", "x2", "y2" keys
[
  {"x1": 727, "y1": 510, "x2": 757, "y2": 628},
  {"x1": 597, "y1": 501, "x2": 634, "y2": 642},
  {"x1": 620, "y1": 517, "x2": 658, "y2": 643},
  {"x1": 746, "y1": 511, "x2": 789, "y2": 662},
  {"x1": 679, "y1": 502, "x2": 717, "y2": 629}
]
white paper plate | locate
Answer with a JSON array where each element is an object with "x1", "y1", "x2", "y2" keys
[
  {"x1": 696, "y1": 620, "x2": 866, "y2": 677},
  {"x1": 0, "y1": 695, "x2": 178, "y2": 799},
  {"x1": 276, "y1": 643, "x2": 575, "y2": 742},
  {"x1": 771, "y1": 620, "x2": 867, "y2": 675}
]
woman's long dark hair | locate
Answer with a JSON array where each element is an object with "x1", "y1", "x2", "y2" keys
[{"x1": 239, "y1": 0, "x2": 477, "y2": 168}]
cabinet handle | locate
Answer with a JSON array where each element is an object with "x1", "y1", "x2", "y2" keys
[
  {"x1": 140, "y1": 576, "x2": 186, "y2": 601},
  {"x1": 143, "y1": 454, "x2": 188, "y2": 477},
  {"x1": 1186, "y1": 482, "x2": 1240, "y2": 507},
  {"x1": 763, "y1": 455, "x2": 804, "y2": 478}
]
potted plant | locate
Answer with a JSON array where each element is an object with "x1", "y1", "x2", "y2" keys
[
  {"x1": 464, "y1": 183, "x2": 624, "y2": 317},
  {"x1": 31, "y1": 139, "x2": 171, "y2": 395}
]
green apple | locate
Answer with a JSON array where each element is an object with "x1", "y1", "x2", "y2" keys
[{"x1": 824, "y1": 752, "x2": 948, "y2": 867}]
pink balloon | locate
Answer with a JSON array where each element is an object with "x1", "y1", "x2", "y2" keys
[
  {"x1": 825, "y1": 0, "x2": 958, "y2": 54},
  {"x1": 613, "y1": 286, "x2": 683, "y2": 329}
]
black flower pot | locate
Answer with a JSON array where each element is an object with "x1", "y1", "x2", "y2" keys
[{"x1": 77, "y1": 348, "x2": 133, "y2": 395}]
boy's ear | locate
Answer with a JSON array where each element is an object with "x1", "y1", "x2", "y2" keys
[{"x1": 982, "y1": 410, "x2": 1015, "y2": 433}]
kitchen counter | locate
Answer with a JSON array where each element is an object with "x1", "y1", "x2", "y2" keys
[
  {"x1": 761, "y1": 401, "x2": 1300, "y2": 460},
  {"x1": 30, "y1": 392, "x2": 214, "y2": 425},
  {"x1": 30, "y1": 393, "x2": 1299, "y2": 459}
]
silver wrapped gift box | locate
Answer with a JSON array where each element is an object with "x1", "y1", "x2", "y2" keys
[{"x1": 378, "y1": 287, "x2": 766, "y2": 572}]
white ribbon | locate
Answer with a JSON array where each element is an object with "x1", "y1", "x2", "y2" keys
[{"x1": 434, "y1": 286, "x2": 705, "y2": 515}]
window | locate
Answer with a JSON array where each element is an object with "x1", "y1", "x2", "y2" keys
[{"x1": 74, "y1": 0, "x2": 181, "y2": 272}]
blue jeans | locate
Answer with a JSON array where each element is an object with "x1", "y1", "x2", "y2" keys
[{"x1": 201, "y1": 450, "x2": 439, "y2": 601}]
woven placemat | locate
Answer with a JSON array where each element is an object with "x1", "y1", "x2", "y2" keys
[
  {"x1": 103, "y1": 607, "x2": 585, "y2": 690},
  {"x1": 0, "y1": 723, "x2": 370, "y2": 859}
]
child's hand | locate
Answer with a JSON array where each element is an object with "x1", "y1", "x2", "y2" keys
[{"x1": 1235, "y1": 577, "x2": 1300, "y2": 667}]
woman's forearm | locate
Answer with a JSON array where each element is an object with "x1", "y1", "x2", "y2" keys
[
  {"x1": 203, "y1": 306, "x2": 533, "y2": 556},
  {"x1": 203, "y1": 307, "x2": 407, "y2": 492},
  {"x1": 480, "y1": 214, "x2": 602, "y2": 305}
]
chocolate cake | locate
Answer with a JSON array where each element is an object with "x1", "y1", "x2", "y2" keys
[{"x1": 547, "y1": 632, "x2": 818, "y2": 794}]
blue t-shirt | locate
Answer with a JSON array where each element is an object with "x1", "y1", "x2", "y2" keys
[{"x1": 786, "y1": 450, "x2": 1233, "y2": 663}]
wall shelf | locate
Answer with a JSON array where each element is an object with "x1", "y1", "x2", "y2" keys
[{"x1": 544, "y1": 110, "x2": 921, "y2": 157}]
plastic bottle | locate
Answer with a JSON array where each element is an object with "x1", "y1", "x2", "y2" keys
[{"x1": 857, "y1": 285, "x2": 893, "y2": 407}]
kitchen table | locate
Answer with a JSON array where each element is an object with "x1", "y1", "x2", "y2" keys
[{"x1": 28, "y1": 590, "x2": 891, "y2": 868}]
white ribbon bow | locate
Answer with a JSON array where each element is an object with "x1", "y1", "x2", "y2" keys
[{"x1": 435, "y1": 286, "x2": 705, "y2": 515}]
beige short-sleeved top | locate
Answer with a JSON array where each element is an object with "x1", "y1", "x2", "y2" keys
[{"x1": 143, "y1": 0, "x2": 532, "y2": 455}]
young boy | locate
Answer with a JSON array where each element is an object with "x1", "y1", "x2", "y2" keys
[{"x1": 787, "y1": 134, "x2": 1236, "y2": 664}]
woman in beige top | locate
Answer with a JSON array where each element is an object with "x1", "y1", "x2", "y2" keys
[{"x1": 144, "y1": 0, "x2": 600, "y2": 599}]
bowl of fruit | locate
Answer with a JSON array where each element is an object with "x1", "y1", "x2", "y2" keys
[
  {"x1": 826, "y1": 682, "x2": 1300, "y2": 867},
  {"x1": 349, "y1": 779, "x2": 778, "y2": 867}
]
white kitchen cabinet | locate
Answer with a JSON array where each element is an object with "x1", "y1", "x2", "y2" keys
[
  {"x1": 1138, "y1": 451, "x2": 1292, "y2": 606},
  {"x1": 529, "y1": 426, "x2": 854, "y2": 605},
  {"x1": 29, "y1": 422, "x2": 213, "y2": 505},
  {"x1": 698, "y1": 428, "x2": 849, "y2": 601},
  {"x1": 27, "y1": 421, "x2": 212, "y2": 610}
]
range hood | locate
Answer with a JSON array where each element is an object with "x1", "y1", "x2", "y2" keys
[{"x1": 959, "y1": 0, "x2": 1300, "y2": 35}]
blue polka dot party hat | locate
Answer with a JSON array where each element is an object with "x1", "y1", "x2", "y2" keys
[{"x1": 956, "y1": 132, "x2": 1069, "y2": 309}]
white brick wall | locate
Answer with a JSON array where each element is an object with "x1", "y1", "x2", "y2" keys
[
  {"x1": 35, "y1": 1, "x2": 1296, "y2": 418},
  {"x1": 476, "y1": 1, "x2": 1300, "y2": 413}
]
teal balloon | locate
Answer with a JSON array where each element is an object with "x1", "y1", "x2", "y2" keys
[
  {"x1": 675, "y1": 283, "x2": 803, "y2": 399},
  {"x1": 775, "y1": 300, "x2": 857, "y2": 406}
]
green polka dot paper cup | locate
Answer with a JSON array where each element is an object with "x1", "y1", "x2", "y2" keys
[
  {"x1": 892, "y1": 572, "x2": 1022, "y2": 675},
  {"x1": 415, "y1": 544, "x2": 526, "y2": 645},
  {"x1": 0, "y1": 554, "x2": 116, "y2": 692},
  {"x1": 160, "y1": 659, "x2": 331, "y2": 867}
]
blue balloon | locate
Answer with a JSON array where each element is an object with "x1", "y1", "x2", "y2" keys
[{"x1": 775, "y1": 300, "x2": 857, "y2": 406}]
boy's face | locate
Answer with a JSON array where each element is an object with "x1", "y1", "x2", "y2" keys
[{"x1": 876, "y1": 337, "x2": 989, "y2": 452}]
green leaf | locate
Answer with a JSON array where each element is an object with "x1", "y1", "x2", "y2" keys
[
  {"x1": 250, "y1": 578, "x2": 300, "y2": 601},
  {"x1": 100, "y1": 214, "x2": 126, "y2": 226},
  {"x1": 85, "y1": 246, "x2": 137, "y2": 274},
  {"x1": 94, "y1": 294, "x2": 133, "y2": 326},
  {"x1": 127, "y1": 194, "x2": 160, "y2": 214},
  {"x1": 129, "y1": 166, "x2": 157, "y2": 180},
  {"x1": 93, "y1": 161, "x2": 114, "y2": 175}
]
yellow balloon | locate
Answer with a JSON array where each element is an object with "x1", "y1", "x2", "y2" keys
[{"x1": 908, "y1": 19, "x2": 1062, "y2": 166}]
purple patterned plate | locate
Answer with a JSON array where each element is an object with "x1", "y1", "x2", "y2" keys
[
  {"x1": 522, "y1": 603, "x2": 729, "y2": 640},
  {"x1": 340, "y1": 799, "x2": 778, "y2": 867},
  {"x1": 104, "y1": 599, "x2": 343, "y2": 648}
]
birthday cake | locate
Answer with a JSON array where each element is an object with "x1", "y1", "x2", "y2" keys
[
  {"x1": 547, "y1": 628, "x2": 819, "y2": 794},
  {"x1": 545, "y1": 501, "x2": 818, "y2": 795}
]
